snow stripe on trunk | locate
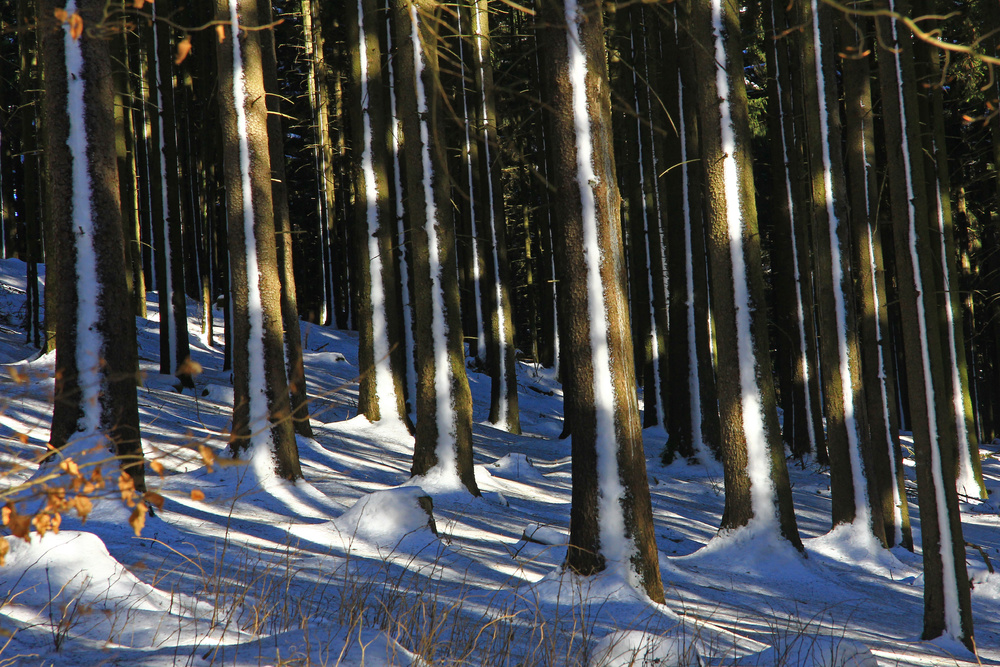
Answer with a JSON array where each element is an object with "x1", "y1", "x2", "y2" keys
[
  {"x1": 227, "y1": 0, "x2": 273, "y2": 464},
  {"x1": 887, "y1": 0, "x2": 962, "y2": 638},
  {"x1": 808, "y1": 0, "x2": 870, "y2": 527},
  {"x1": 64, "y1": 0, "x2": 101, "y2": 436},
  {"x1": 564, "y1": 0, "x2": 629, "y2": 565},
  {"x1": 410, "y1": 4, "x2": 457, "y2": 473},
  {"x1": 711, "y1": 0, "x2": 777, "y2": 527},
  {"x1": 358, "y1": 0, "x2": 400, "y2": 421}
]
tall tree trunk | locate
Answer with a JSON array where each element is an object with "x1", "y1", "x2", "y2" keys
[
  {"x1": 150, "y1": 0, "x2": 194, "y2": 387},
  {"x1": 839, "y1": 9, "x2": 911, "y2": 549},
  {"x1": 216, "y1": 0, "x2": 302, "y2": 481},
  {"x1": 763, "y1": 0, "x2": 824, "y2": 462},
  {"x1": 18, "y1": 0, "x2": 43, "y2": 347},
  {"x1": 874, "y1": 0, "x2": 974, "y2": 649},
  {"x1": 259, "y1": 0, "x2": 313, "y2": 437},
  {"x1": 42, "y1": 0, "x2": 146, "y2": 490},
  {"x1": 395, "y1": 0, "x2": 479, "y2": 496},
  {"x1": 796, "y1": 0, "x2": 883, "y2": 541},
  {"x1": 538, "y1": 0, "x2": 664, "y2": 602},
  {"x1": 688, "y1": 0, "x2": 800, "y2": 547},
  {"x1": 911, "y1": 0, "x2": 987, "y2": 501},
  {"x1": 675, "y1": 0, "x2": 721, "y2": 459},
  {"x1": 350, "y1": 0, "x2": 410, "y2": 425},
  {"x1": 466, "y1": 0, "x2": 521, "y2": 434}
]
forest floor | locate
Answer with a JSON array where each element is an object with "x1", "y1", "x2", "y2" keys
[{"x1": 0, "y1": 258, "x2": 996, "y2": 666}]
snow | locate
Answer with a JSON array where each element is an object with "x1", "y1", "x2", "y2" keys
[
  {"x1": 0, "y1": 256, "x2": 997, "y2": 665},
  {"x1": 357, "y1": 0, "x2": 401, "y2": 422},
  {"x1": 563, "y1": 0, "x2": 632, "y2": 569},
  {"x1": 63, "y1": 1, "x2": 102, "y2": 436},
  {"x1": 710, "y1": 0, "x2": 778, "y2": 528}
]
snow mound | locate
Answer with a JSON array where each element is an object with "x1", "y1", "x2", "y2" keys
[
  {"x1": 522, "y1": 523, "x2": 566, "y2": 545},
  {"x1": 332, "y1": 486, "x2": 436, "y2": 548},
  {"x1": 199, "y1": 382, "x2": 234, "y2": 404},
  {"x1": 0, "y1": 531, "x2": 235, "y2": 648},
  {"x1": 488, "y1": 453, "x2": 547, "y2": 482},
  {"x1": 748, "y1": 637, "x2": 877, "y2": 666},
  {"x1": 590, "y1": 629, "x2": 702, "y2": 666}
]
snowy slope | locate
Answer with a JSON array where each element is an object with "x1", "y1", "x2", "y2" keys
[{"x1": 0, "y1": 257, "x2": 995, "y2": 665}]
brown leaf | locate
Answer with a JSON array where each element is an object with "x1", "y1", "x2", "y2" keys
[
  {"x1": 150, "y1": 460, "x2": 165, "y2": 476},
  {"x1": 69, "y1": 13, "x2": 83, "y2": 40},
  {"x1": 175, "y1": 355, "x2": 201, "y2": 376},
  {"x1": 1, "y1": 504, "x2": 12, "y2": 527},
  {"x1": 0, "y1": 537, "x2": 8, "y2": 566},
  {"x1": 53, "y1": 8, "x2": 68, "y2": 22},
  {"x1": 132, "y1": 0, "x2": 144, "y2": 7},
  {"x1": 190, "y1": 489, "x2": 205, "y2": 501},
  {"x1": 9, "y1": 513, "x2": 30, "y2": 541},
  {"x1": 59, "y1": 457, "x2": 80, "y2": 477},
  {"x1": 32, "y1": 513, "x2": 51, "y2": 538},
  {"x1": 143, "y1": 491, "x2": 165, "y2": 511},
  {"x1": 17, "y1": 432, "x2": 27, "y2": 445},
  {"x1": 215, "y1": 24, "x2": 226, "y2": 44},
  {"x1": 118, "y1": 471, "x2": 136, "y2": 506},
  {"x1": 73, "y1": 495, "x2": 93, "y2": 521},
  {"x1": 129, "y1": 502, "x2": 147, "y2": 537},
  {"x1": 198, "y1": 444, "x2": 216, "y2": 470},
  {"x1": 6, "y1": 367, "x2": 27, "y2": 384}
]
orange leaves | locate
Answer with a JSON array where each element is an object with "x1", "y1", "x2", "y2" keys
[
  {"x1": 190, "y1": 489, "x2": 205, "y2": 502},
  {"x1": 174, "y1": 37, "x2": 192, "y2": 66},
  {"x1": 53, "y1": 8, "x2": 84, "y2": 40},
  {"x1": 3, "y1": 504, "x2": 31, "y2": 542},
  {"x1": 69, "y1": 13, "x2": 84, "y2": 40},
  {"x1": 143, "y1": 491, "x2": 165, "y2": 511},
  {"x1": 216, "y1": 25, "x2": 226, "y2": 44},
  {"x1": 198, "y1": 444, "x2": 216, "y2": 471},
  {"x1": 129, "y1": 502, "x2": 147, "y2": 537}
]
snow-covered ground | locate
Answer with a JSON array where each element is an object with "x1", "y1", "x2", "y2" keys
[{"x1": 0, "y1": 257, "x2": 996, "y2": 666}]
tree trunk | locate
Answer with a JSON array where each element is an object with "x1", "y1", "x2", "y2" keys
[
  {"x1": 42, "y1": 0, "x2": 146, "y2": 490},
  {"x1": 395, "y1": 0, "x2": 479, "y2": 496},
  {"x1": 688, "y1": 0, "x2": 800, "y2": 547},
  {"x1": 538, "y1": 0, "x2": 665, "y2": 602},
  {"x1": 874, "y1": 0, "x2": 974, "y2": 649},
  {"x1": 216, "y1": 0, "x2": 302, "y2": 481},
  {"x1": 350, "y1": 0, "x2": 410, "y2": 426}
]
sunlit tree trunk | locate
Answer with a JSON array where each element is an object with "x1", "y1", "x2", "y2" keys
[
  {"x1": 795, "y1": 0, "x2": 883, "y2": 541},
  {"x1": 874, "y1": 0, "x2": 974, "y2": 649},
  {"x1": 259, "y1": 0, "x2": 313, "y2": 437},
  {"x1": 395, "y1": 0, "x2": 479, "y2": 495},
  {"x1": 538, "y1": 0, "x2": 664, "y2": 602},
  {"x1": 216, "y1": 0, "x2": 301, "y2": 481},
  {"x1": 350, "y1": 0, "x2": 410, "y2": 425},
  {"x1": 688, "y1": 0, "x2": 800, "y2": 547},
  {"x1": 42, "y1": 0, "x2": 146, "y2": 490}
]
